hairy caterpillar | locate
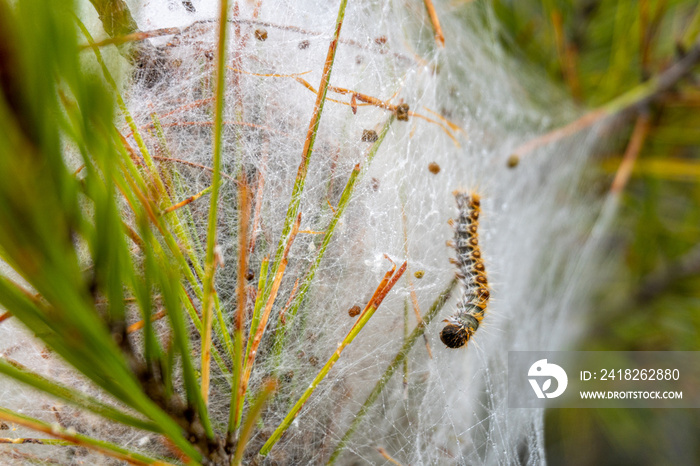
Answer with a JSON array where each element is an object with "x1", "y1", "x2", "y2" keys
[{"x1": 441, "y1": 191, "x2": 490, "y2": 348}]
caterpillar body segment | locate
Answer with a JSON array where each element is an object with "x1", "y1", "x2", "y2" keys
[{"x1": 440, "y1": 191, "x2": 490, "y2": 349}]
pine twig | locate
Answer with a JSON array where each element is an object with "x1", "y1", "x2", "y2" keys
[
  {"x1": 328, "y1": 278, "x2": 458, "y2": 464},
  {"x1": 513, "y1": 38, "x2": 700, "y2": 158},
  {"x1": 200, "y1": 0, "x2": 229, "y2": 404},
  {"x1": 259, "y1": 260, "x2": 408, "y2": 457},
  {"x1": 422, "y1": 0, "x2": 445, "y2": 46}
]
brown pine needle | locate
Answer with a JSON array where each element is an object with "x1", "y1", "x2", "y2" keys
[
  {"x1": 611, "y1": 113, "x2": 651, "y2": 194},
  {"x1": 294, "y1": 76, "x2": 316, "y2": 92},
  {"x1": 252, "y1": 0, "x2": 264, "y2": 19},
  {"x1": 127, "y1": 310, "x2": 168, "y2": 334},
  {"x1": 0, "y1": 279, "x2": 51, "y2": 328},
  {"x1": 152, "y1": 156, "x2": 238, "y2": 182},
  {"x1": 377, "y1": 447, "x2": 404, "y2": 466},
  {"x1": 116, "y1": 130, "x2": 145, "y2": 166},
  {"x1": 372, "y1": 260, "x2": 407, "y2": 307},
  {"x1": 326, "y1": 198, "x2": 337, "y2": 214},
  {"x1": 115, "y1": 169, "x2": 166, "y2": 236},
  {"x1": 147, "y1": 97, "x2": 215, "y2": 124},
  {"x1": 423, "y1": 107, "x2": 465, "y2": 134},
  {"x1": 294, "y1": 77, "x2": 460, "y2": 145},
  {"x1": 349, "y1": 256, "x2": 407, "y2": 333},
  {"x1": 299, "y1": 229, "x2": 325, "y2": 235},
  {"x1": 422, "y1": 0, "x2": 445, "y2": 47},
  {"x1": 408, "y1": 111, "x2": 460, "y2": 147},
  {"x1": 238, "y1": 213, "x2": 301, "y2": 419},
  {"x1": 278, "y1": 279, "x2": 300, "y2": 325},
  {"x1": 162, "y1": 187, "x2": 212, "y2": 214},
  {"x1": 182, "y1": 287, "x2": 201, "y2": 319}
]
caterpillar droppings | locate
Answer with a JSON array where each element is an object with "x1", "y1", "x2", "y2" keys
[{"x1": 441, "y1": 191, "x2": 490, "y2": 349}]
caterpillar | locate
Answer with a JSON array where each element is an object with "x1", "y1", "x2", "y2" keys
[{"x1": 440, "y1": 191, "x2": 490, "y2": 349}]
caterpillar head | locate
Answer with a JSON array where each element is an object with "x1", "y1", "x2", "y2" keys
[{"x1": 440, "y1": 314, "x2": 479, "y2": 348}]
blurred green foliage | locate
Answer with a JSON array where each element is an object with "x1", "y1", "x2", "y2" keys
[
  {"x1": 1, "y1": 0, "x2": 698, "y2": 462},
  {"x1": 0, "y1": 0, "x2": 223, "y2": 461},
  {"x1": 493, "y1": 0, "x2": 700, "y2": 464}
]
